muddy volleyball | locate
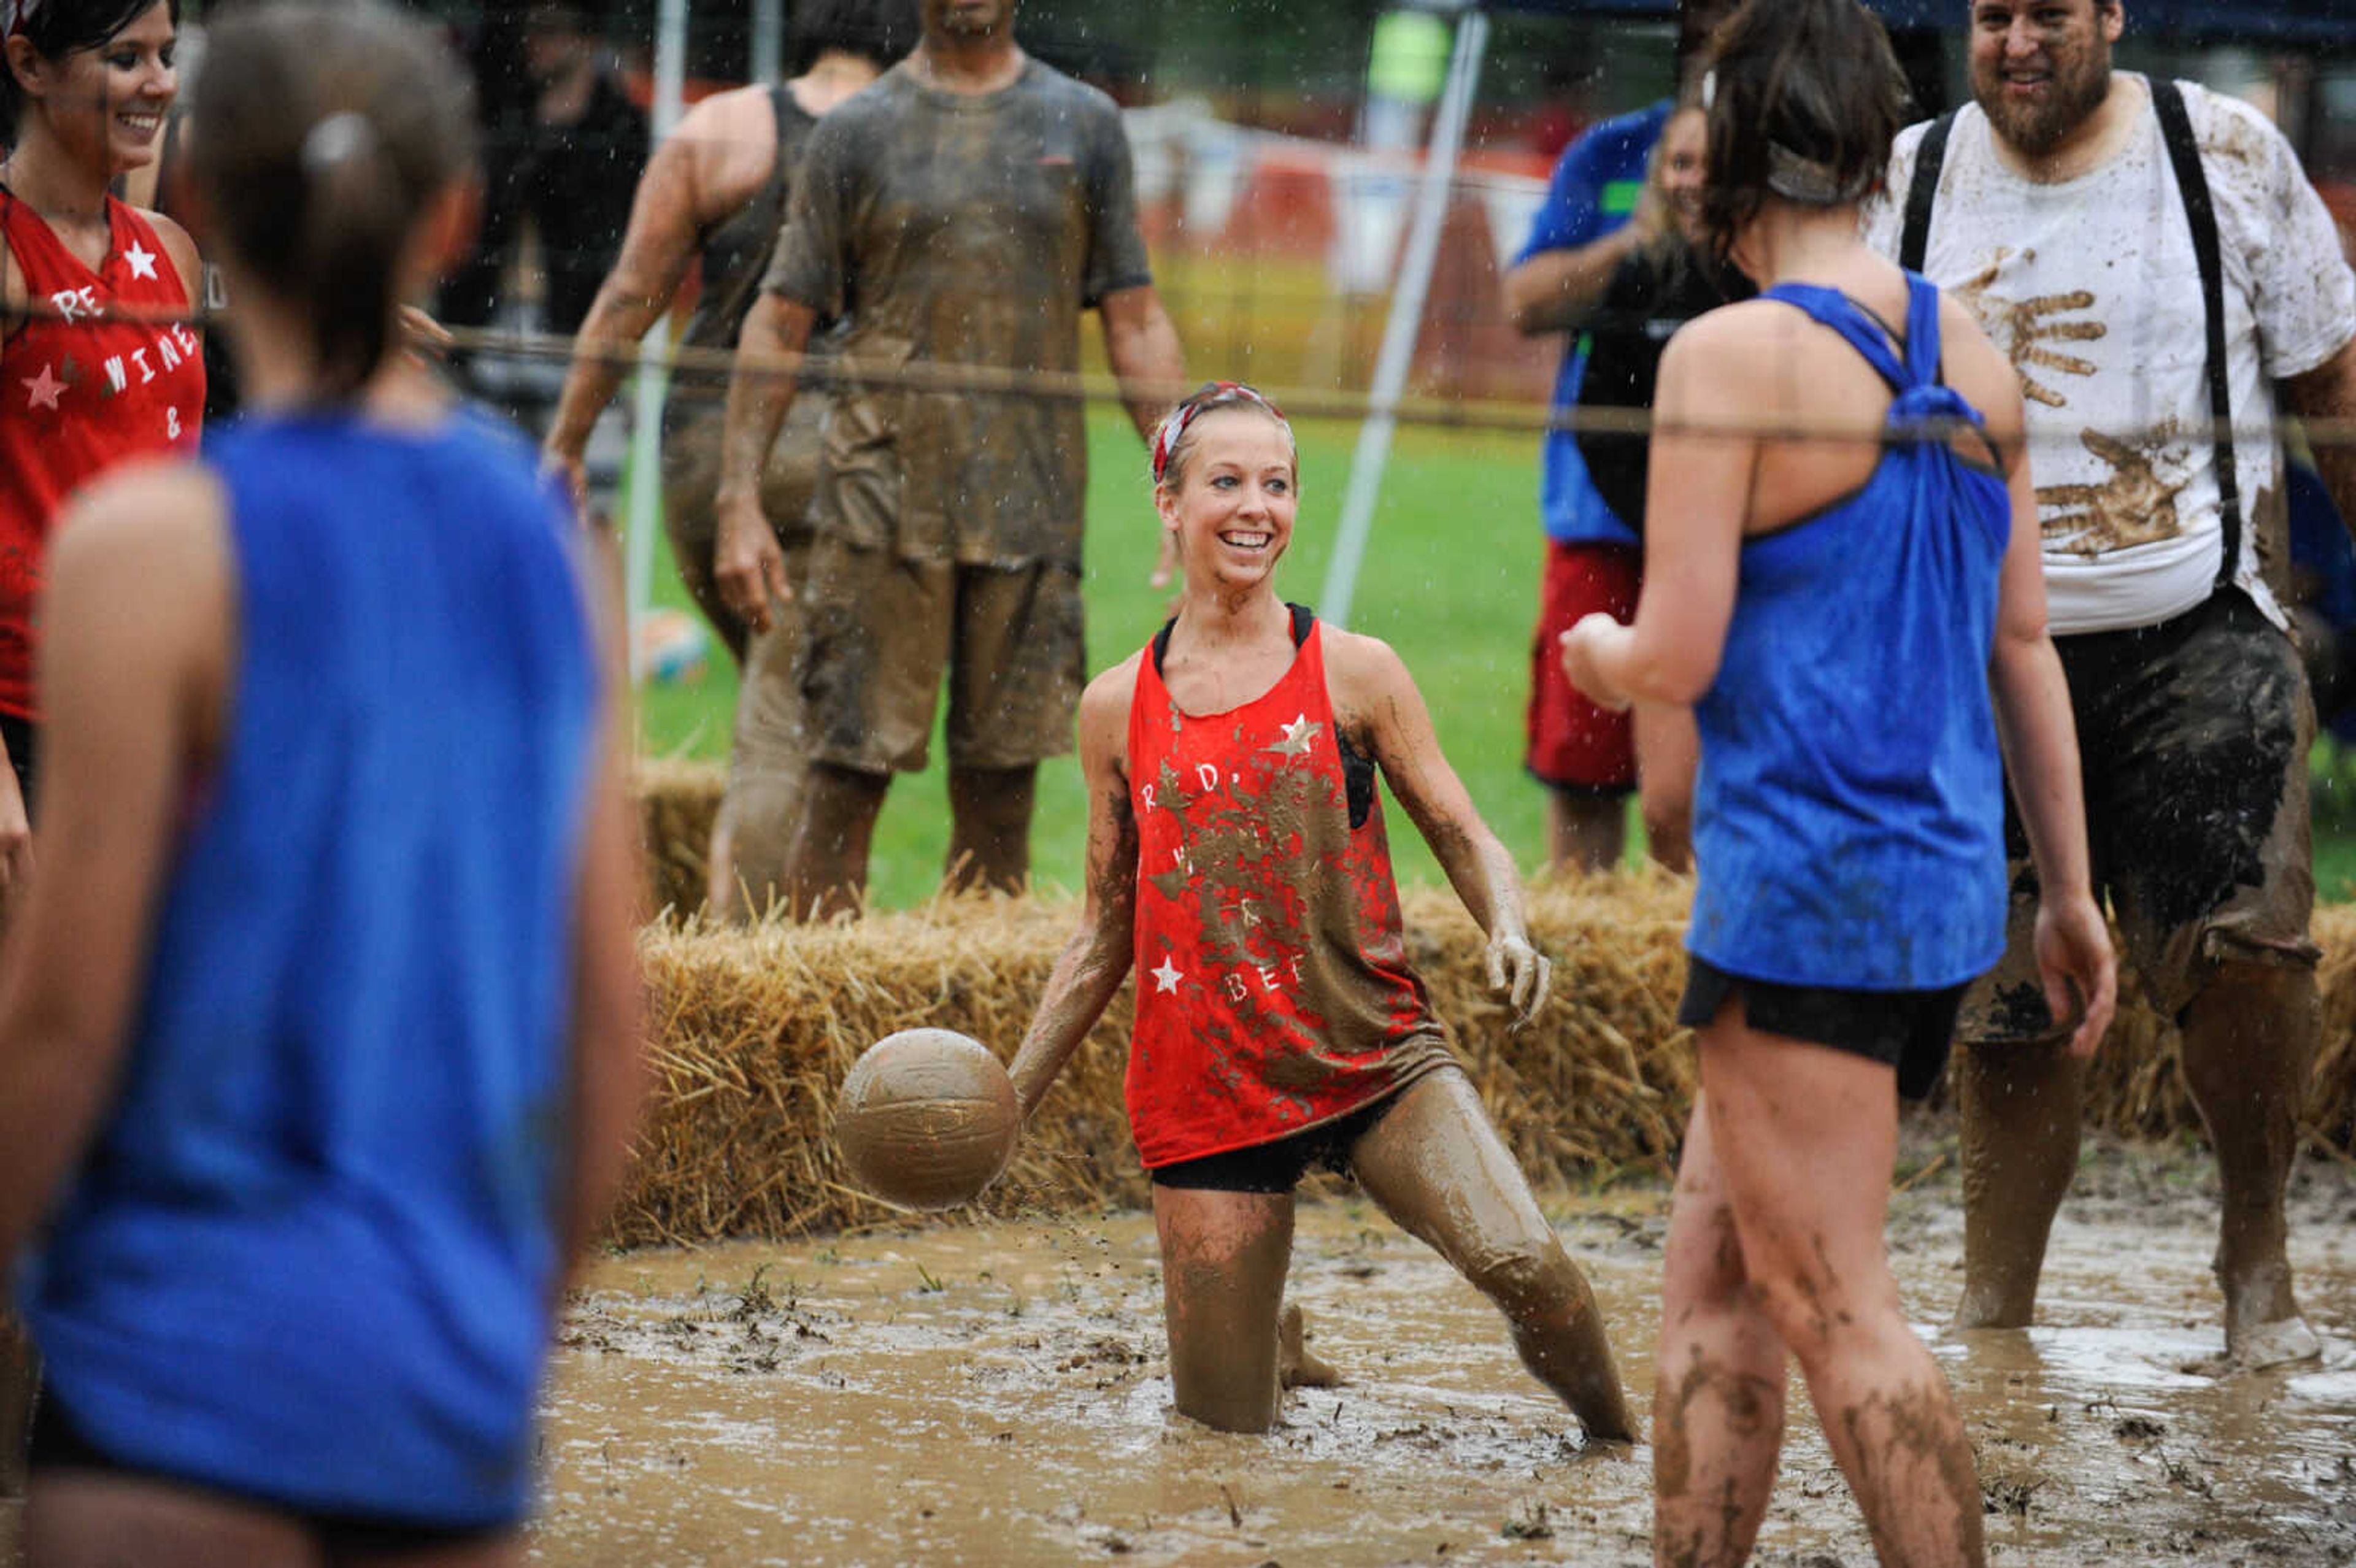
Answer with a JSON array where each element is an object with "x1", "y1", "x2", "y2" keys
[{"x1": 834, "y1": 1028, "x2": 1022, "y2": 1212}]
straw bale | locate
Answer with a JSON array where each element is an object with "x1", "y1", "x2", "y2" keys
[
  {"x1": 608, "y1": 877, "x2": 2356, "y2": 1245},
  {"x1": 634, "y1": 758, "x2": 724, "y2": 920}
]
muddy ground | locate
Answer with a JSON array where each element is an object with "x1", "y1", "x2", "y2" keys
[{"x1": 528, "y1": 1121, "x2": 2356, "y2": 1567}]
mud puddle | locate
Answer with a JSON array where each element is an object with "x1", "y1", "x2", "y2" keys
[{"x1": 529, "y1": 1137, "x2": 2356, "y2": 1566}]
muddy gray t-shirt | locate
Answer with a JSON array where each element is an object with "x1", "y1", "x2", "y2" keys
[{"x1": 763, "y1": 58, "x2": 1153, "y2": 568}]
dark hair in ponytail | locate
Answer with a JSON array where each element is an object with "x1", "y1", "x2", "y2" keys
[
  {"x1": 188, "y1": 1, "x2": 472, "y2": 404},
  {"x1": 1696, "y1": 0, "x2": 1908, "y2": 272},
  {"x1": 1, "y1": 0, "x2": 182, "y2": 148}
]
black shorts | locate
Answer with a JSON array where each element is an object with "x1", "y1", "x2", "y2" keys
[
  {"x1": 1149, "y1": 1091, "x2": 1409, "y2": 1194},
  {"x1": 29, "y1": 1391, "x2": 507, "y2": 1554},
  {"x1": 1965, "y1": 588, "x2": 2316, "y2": 1040},
  {"x1": 1678, "y1": 956, "x2": 1966, "y2": 1102},
  {"x1": 1, "y1": 711, "x2": 34, "y2": 813}
]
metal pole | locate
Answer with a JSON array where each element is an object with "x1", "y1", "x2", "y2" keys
[
  {"x1": 752, "y1": 0, "x2": 787, "y2": 86},
  {"x1": 623, "y1": 0, "x2": 691, "y2": 678},
  {"x1": 1318, "y1": 6, "x2": 1489, "y2": 630}
]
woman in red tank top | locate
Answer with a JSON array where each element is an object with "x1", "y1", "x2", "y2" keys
[
  {"x1": 0, "y1": 0, "x2": 202, "y2": 835},
  {"x1": 1007, "y1": 383, "x2": 1634, "y2": 1440}
]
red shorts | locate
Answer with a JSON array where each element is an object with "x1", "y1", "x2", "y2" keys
[{"x1": 1525, "y1": 539, "x2": 1641, "y2": 793}]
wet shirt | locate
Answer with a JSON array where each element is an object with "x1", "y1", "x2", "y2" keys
[
  {"x1": 1125, "y1": 612, "x2": 1453, "y2": 1170},
  {"x1": 1687, "y1": 275, "x2": 2011, "y2": 991},
  {"x1": 1865, "y1": 79, "x2": 2356, "y2": 637},
  {"x1": 681, "y1": 86, "x2": 816, "y2": 358},
  {"x1": 1516, "y1": 101, "x2": 1669, "y2": 548},
  {"x1": 762, "y1": 59, "x2": 1153, "y2": 568},
  {"x1": 0, "y1": 191, "x2": 204, "y2": 721}
]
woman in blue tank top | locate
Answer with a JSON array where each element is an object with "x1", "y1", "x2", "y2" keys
[
  {"x1": 1562, "y1": 1, "x2": 2116, "y2": 1564},
  {"x1": 0, "y1": 4, "x2": 645, "y2": 1561}
]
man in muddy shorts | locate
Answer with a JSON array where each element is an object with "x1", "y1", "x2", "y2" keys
[
  {"x1": 1864, "y1": 0, "x2": 2356, "y2": 1366},
  {"x1": 714, "y1": 0, "x2": 1182, "y2": 918}
]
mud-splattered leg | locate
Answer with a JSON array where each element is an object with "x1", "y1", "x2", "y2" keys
[
  {"x1": 709, "y1": 605, "x2": 811, "y2": 921},
  {"x1": 1544, "y1": 790, "x2": 1625, "y2": 877},
  {"x1": 1348, "y1": 1069, "x2": 1636, "y2": 1442},
  {"x1": 1278, "y1": 1302, "x2": 1339, "y2": 1388},
  {"x1": 1152, "y1": 1186, "x2": 1293, "y2": 1433},
  {"x1": 782, "y1": 763, "x2": 890, "y2": 921},
  {"x1": 1954, "y1": 1037, "x2": 2085, "y2": 1329},
  {"x1": 2177, "y1": 960, "x2": 2320, "y2": 1367},
  {"x1": 1702, "y1": 1015, "x2": 1985, "y2": 1568},
  {"x1": 944, "y1": 764, "x2": 1036, "y2": 897},
  {"x1": 1652, "y1": 1094, "x2": 1785, "y2": 1568}
]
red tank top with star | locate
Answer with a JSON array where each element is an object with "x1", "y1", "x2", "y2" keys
[
  {"x1": 1125, "y1": 609, "x2": 1453, "y2": 1170},
  {"x1": 0, "y1": 191, "x2": 205, "y2": 720}
]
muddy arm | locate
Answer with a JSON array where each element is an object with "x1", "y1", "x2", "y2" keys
[
  {"x1": 1007, "y1": 669, "x2": 1139, "y2": 1119},
  {"x1": 1333, "y1": 633, "x2": 1549, "y2": 1023},
  {"x1": 544, "y1": 125, "x2": 712, "y2": 497},
  {"x1": 1985, "y1": 392, "x2": 2114, "y2": 1060}
]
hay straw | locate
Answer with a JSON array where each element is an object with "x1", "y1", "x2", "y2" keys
[
  {"x1": 609, "y1": 817, "x2": 2356, "y2": 1243},
  {"x1": 635, "y1": 758, "x2": 724, "y2": 920}
]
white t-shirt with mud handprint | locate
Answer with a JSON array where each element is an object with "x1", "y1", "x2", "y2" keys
[{"x1": 1864, "y1": 76, "x2": 2355, "y2": 636}]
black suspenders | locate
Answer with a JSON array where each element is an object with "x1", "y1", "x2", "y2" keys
[{"x1": 1898, "y1": 81, "x2": 2244, "y2": 593}]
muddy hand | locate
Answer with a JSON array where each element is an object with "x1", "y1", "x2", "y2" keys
[
  {"x1": 713, "y1": 493, "x2": 790, "y2": 636},
  {"x1": 2035, "y1": 891, "x2": 2115, "y2": 1059},
  {"x1": 1487, "y1": 931, "x2": 1550, "y2": 1028},
  {"x1": 541, "y1": 445, "x2": 590, "y2": 521}
]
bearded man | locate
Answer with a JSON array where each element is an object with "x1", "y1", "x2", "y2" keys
[{"x1": 1865, "y1": 0, "x2": 2356, "y2": 1367}]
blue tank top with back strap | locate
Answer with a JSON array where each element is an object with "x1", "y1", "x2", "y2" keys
[
  {"x1": 1686, "y1": 272, "x2": 2011, "y2": 991},
  {"x1": 21, "y1": 411, "x2": 600, "y2": 1526}
]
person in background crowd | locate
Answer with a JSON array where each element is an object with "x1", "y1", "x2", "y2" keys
[
  {"x1": 542, "y1": 0, "x2": 913, "y2": 918},
  {"x1": 715, "y1": 0, "x2": 1185, "y2": 921},
  {"x1": 1504, "y1": 0, "x2": 1739, "y2": 877}
]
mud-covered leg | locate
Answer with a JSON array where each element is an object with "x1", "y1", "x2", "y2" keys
[
  {"x1": 2178, "y1": 959, "x2": 2320, "y2": 1366},
  {"x1": 944, "y1": 763, "x2": 1036, "y2": 897},
  {"x1": 1348, "y1": 1069, "x2": 1635, "y2": 1441},
  {"x1": 782, "y1": 763, "x2": 888, "y2": 921},
  {"x1": 1152, "y1": 1186, "x2": 1292, "y2": 1433},
  {"x1": 709, "y1": 604, "x2": 811, "y2": 921},
  {"x1": 1954, "y1": 1036, "x2": 2085, "y2": 1329},
  {"x1": 1704, "y1": 1020, "x2": 1985, "y2": 1568},
  {"x1": 1652, "y1": 1094, "x2": 1786, "y2": 1568}
]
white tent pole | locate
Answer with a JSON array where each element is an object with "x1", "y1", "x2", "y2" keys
[
  {"x1": 623, "y1": 0, "x2": 691, "y2": 679},
  {"x1": 751, "y1": 0, "x2": 787, "y2": 85},
  {"x1": 1319, "y1": 4, "x2": 1489, "y2": 630}
]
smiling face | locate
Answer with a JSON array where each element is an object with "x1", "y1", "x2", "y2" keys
[
  {"x1": 1156, "y1": 407, "x2": 1299, "y2": 593},
  {"x1": 1969, "y1": 0, "x2": 2119, "y2": 158},
  {"x1": 17, "y1": 0, "x2": 177, "y2": 177}
]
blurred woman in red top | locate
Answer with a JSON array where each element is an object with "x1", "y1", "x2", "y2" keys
[{"x1": 1, "y1": 0, "x2": 204, "y2": 872}]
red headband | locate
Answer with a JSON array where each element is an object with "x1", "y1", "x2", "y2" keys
[{"x1": 1151, "y1": 382, "x2": 1287, "y2": 485}]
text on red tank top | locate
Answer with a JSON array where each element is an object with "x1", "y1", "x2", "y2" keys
[
  {"x1": 0, "y1": 193, "x2": 205, "y2": 720},
  {"x1": 1124, "y1": 620, "x2": 1445, "y2": 1168}
]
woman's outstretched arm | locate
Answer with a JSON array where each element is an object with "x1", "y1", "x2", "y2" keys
[
  {"x1": 1007, "y1": 662, "x2": 1142, "y2": 1118},
  {"x1": 1329, "y1": 632, "x2": 1550, "y2": 1024}
]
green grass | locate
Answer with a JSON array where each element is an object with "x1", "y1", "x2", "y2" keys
[{"x1": 633, "y1": 406, "x2": 2356, "y2": 910}]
